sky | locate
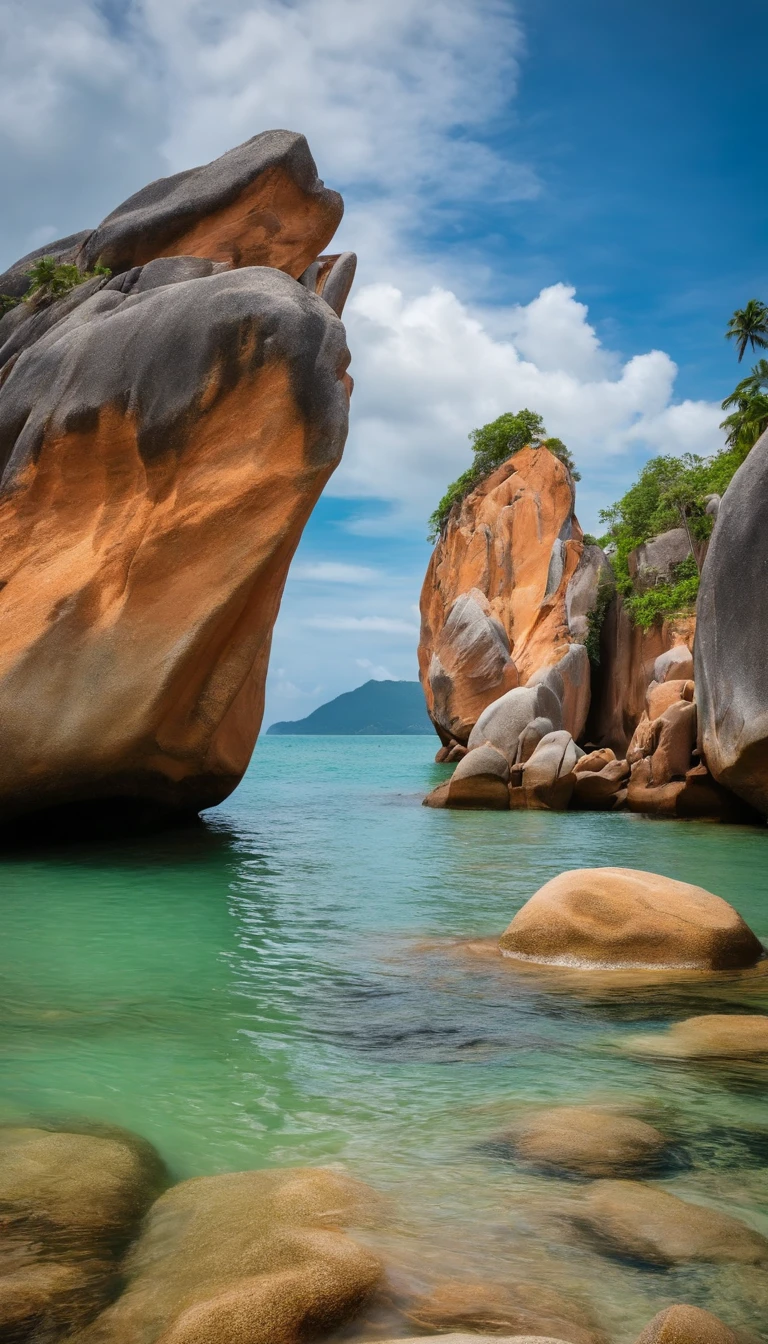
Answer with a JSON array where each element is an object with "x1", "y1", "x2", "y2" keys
[{"x1": 1, "y1": 0, "x2": 766, "y2": 724}]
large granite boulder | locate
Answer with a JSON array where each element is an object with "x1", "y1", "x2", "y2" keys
[
  {"x1": 468, "y1": 685, "x2": 563, "y2": 764},
  {"x1": 0, "y1": 264, "x2": 351, "y2": 826},
  {"x1": 627, "y1": 528, "x2": 692, "y2": 593},
  {"x1": 696, "y1": 427, "x2": 768, "y2": 815},
  {"x1": 0, "y1": 131, "x2": 356, "y2": 830},
  {"x1": 516, "y1": 731, "x2": 581, "y2": 810},
  {"x1": 498, "y1": 868, "x2": 764, "y2": 970},
  {"x1": 419, "y1": 446, "x2": 605, "y2": 745},
  {"x1": 424, "y1": 743, "x2": 511, "y2": 810},
  {"x1": 71, "y1": 1166, "x2": 383, "y2": 1344},
  {"x1": 0, "y1": 1126, "x2": 165, "y2": 1341}
]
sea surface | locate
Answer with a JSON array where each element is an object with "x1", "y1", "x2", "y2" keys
[{"x1": 3, "y1": 736, "x2": 768, "y2": 1341}]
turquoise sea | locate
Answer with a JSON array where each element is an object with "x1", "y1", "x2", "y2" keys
[{"x1": 2, "y1": 736, "x2": 768, "y2": 1341}]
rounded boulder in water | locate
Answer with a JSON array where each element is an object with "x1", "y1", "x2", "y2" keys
[
  {"x1": 493, "y1": 1106, "x2": 670, "y2": 1179},
  {"x1": 632, "y1": 1303, "x2": 738, "y2": 1343},
  {"x1": 498, "y1": 867, "x2": 764, "y2": 971}
]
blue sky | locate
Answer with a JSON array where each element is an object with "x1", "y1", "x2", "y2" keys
[{"x1": 1, "y1": 0, "x2": 765, "y2": 723}]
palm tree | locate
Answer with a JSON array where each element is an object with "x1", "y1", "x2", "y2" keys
[
  {"x1": 721, "y1": 359, "x2": 768, "y2": 452},
  {"x1": 725, "y1": 300, "x2": 768, "y2": 362}
]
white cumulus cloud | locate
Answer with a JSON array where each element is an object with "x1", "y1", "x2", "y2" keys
[{"x1": 290, "y1": 562, "x2": 379, "y2": 584}]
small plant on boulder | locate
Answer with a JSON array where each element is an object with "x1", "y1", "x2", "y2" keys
[{"x1": 23, "y1": 257, "x2": 111, "y2": 306}]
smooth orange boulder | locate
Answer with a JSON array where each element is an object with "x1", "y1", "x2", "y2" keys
[
  {"x1": 625, "y1": 1014, "x2": 768, "y2": 1059},
  {"x1": 0, "y1": 268, "x2": 351, "y2": 826},
  {"x1": 498, "y1": 867, "x2": 763, "y2": 970}
]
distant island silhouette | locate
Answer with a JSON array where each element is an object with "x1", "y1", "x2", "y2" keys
[{"x1": 267, "y1": 679, "x2": 433, "y2": 735}]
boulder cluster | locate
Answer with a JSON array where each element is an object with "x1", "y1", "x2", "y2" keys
[
  {"x1": 0, "y1": 132, "x2": 354, "y2": 832},
  {"x1": 420, "y1": 431, "x2": 768, "y2": 823}
]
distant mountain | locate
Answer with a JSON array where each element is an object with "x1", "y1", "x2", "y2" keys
[{"x1": 267, "y1": 679, "x2": 433, "y2": 735}]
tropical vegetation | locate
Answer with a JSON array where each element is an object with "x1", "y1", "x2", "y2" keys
[
  {"x1": 724, "y1": 298, "x2": 768, "y2": 363},
  {"x1": 427, "y1": 410, "x2": 578, "y2": 541},
  {"x1": 0, "y1": 256, "x2": 111, "y2": 318}
]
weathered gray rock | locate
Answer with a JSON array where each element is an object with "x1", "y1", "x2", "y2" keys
[
  {"x1": 424, "y1": 743, "x2": 511, "y2": 809},
  {"x1": 427, "y1": 589, "x2": 518, "y2": 745},
  {"x1": 565, "y1": 543, "x2": 614, "y2": 642},
  {"x1": 468, "y1": 684, "x2": 562, "y2": 764},
  {"x1": 78, "y1": 131, "x2": 342, "y2": 281},
  {"x1": 0, "y1": 229, "x2": 94, "y2": 300},
  {"x1": 515, "y1": 717, "x2": 555, "y2": 765},
  {"x1": 653, "y1": 644, "x2": 694, "y2": 684},
  {"x1": 519, "y1": 731, "x2": 579, "y2": 810},
  {"x1": 696, "y1": 427, "x2": 768, "y2": 815},
  {"x1": 529, "y1": 644, "x2": 591, "y2": 741},
  {"x1": 628, "y1": 528, "x2": 692, "y2": 592}
]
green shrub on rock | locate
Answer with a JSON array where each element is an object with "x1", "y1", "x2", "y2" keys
[{"x1": 23, "y1": 256, "x2": 111, "y2": 305}]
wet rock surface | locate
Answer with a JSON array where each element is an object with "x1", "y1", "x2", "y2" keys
[
  {"x1": 625, "y1": 1014, "x2": 768, "y2": 1059},
  {"x1": 562, "y1": 1179, "x2": 768, "y2": 1268},
  {"x1": 0, "y1": 1126, "x2": 166, "y2": 1341},
  {"x1": 632, "y1": 1304, "x2": 739, "y2": 1343},
  {"x1": 492, "y1": 1106, "x2": 670, "y2": 1179},
  {"x1": 497, "y1": 868, "x2": 764, "y2": 971},
  {"x1": 71, "y1": 1166, "x2": 383, "y2": 1344},
  {"x1": 403, "y1": 1280, "x2": 602, "y2": 1344}
]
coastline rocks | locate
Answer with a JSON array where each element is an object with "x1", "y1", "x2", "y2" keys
[
  {"x1": 0, "y1": 264, "x2": 351, "y2": 825},
  {"x1": 0, "y1": 1126, "x2": 165, "y2": 1340},
  {"x1": 625, "y1": 1014, "x2": 768, "y2": 1060},
  {"x1": 493, "y1": 1107, "x2": 669, "y2": 1178},
  {"x1": 71, "y1": 1166, "x2": 383, "y2": 1344},
  {"x1": 529, "y1": 644, "x2": 591, "y2": 741},
  {"x1": 587, "y1": 597, "x2": 695, "y2": 757},
  {"x1": 419, "y1": 445, "x2": 602, "y2": 745},
  {"x1": 497, "y1": 868, "x2": 764, "y2": 970},
  {"x1": 633, "y1": 1305, "x2": 738, "y2": 1344},
  {"x1": 517, "y1": 731, "x2": 581, "y2": 811},
  {"x1": 425, "y1": 744, "x2": 511, "y2": 810},
  {"x1": 572, "y1": 752, "x2": 629, "y2": 810},
  {"x1": 403, "y1": 1281, "x2": 601, "y2": 1344},
  {"x1": 696, "y1": 426, "x2": 768, "y2": 816},
  {"x1": 563, "y1": 1180, "x2": 768, "y2": 1267},
  {"x1": 646, "y1": 680, "x2": 694, "y2": 721},
  {"x1": 468, "y1": 685, "x2": 563, "y2": 764}
]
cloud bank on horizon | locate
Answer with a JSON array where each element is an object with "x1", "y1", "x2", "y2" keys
[{"x1": 0, "y1": 0, "x2": 726, "y2": 722}]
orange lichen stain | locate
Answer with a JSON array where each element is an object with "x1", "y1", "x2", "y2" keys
[{"x1": 116, "y1": 168, "x2": 342, "y2": 280}]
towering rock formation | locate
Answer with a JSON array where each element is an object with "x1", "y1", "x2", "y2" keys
[
  {"x1": 696, "y1": 427, "x2": 768, "y2": 816},
  {"x1": 418, "y1": 445, "x2": 612, "y2": 747},
  {"x1": 0, "y1": 132, "x2": 355, "y2": 829}
]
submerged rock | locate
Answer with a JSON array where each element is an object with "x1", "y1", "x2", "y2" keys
[
  {"x1": 625, "y1": 1013, "x2": 768, "y2": 1059},
  {"x1": 497, "y1": 868, "x2": 764, "y2": 970},
  {"x1": 0, "y1": 1126, "x2": 165, "y2": 1341},
  {"x1": 403, "y1": 1280, "x2": 601, "y2": 1344},
  {"x1": 493, "y1": 1106, "x2": 670, "y2": 1179},
  {"x1": 71, "y1": 1166, "x2": 383, "y2": 1344},
  {"x1": 633, "y1": 1304, "x2": 738, "y2": 1344},
  {"x1": 564, "y1": 1179, "x2": 768, "y2": 1267}
]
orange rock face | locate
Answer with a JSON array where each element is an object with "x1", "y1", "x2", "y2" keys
[
  {"x1": 587, "y1": 600, "x2": 696, "y2": 754},
  {"x1": 419, "y1": 446, "x2": 598, "y2": 744},
  {"x1": 0, "y1": 135, "x2": 353, "y2": 828}
]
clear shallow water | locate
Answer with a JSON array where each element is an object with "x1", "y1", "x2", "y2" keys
[{"x1": 3, "y1": 736, "x2": 768, "y2": 1340}]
